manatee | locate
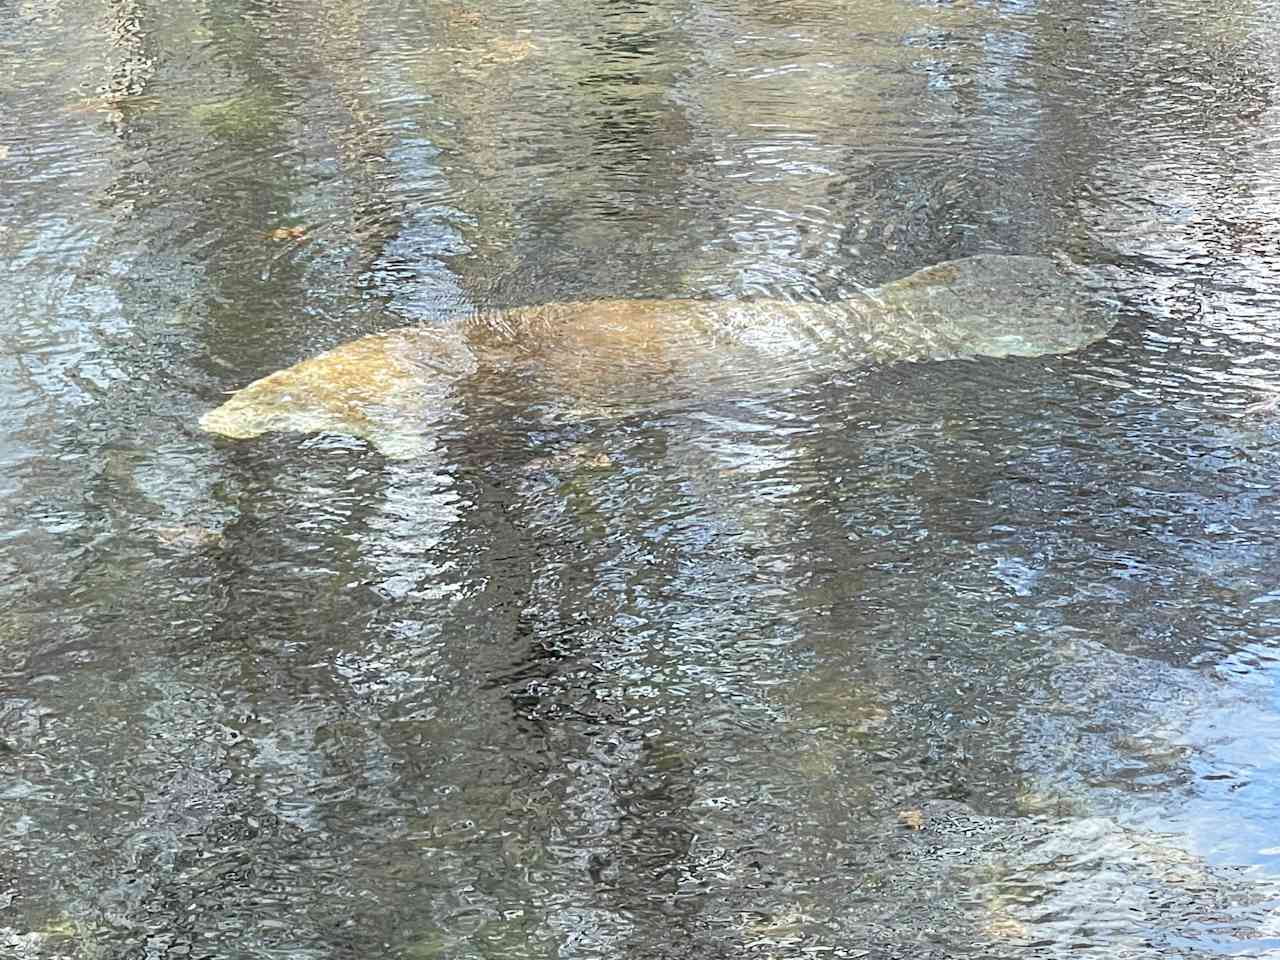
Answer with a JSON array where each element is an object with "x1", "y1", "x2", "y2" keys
[{"x1": 201, "y1": 254, "x2": 1114, "y2": 458}]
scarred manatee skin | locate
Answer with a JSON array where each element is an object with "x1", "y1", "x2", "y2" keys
[{"x1": 201, "y1": 255, "x2": 1115, "y2": 458}]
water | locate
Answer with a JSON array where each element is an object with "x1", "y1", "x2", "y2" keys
[{"x1": 2, "y1": 0, "x2": 1280, "y2": 956}]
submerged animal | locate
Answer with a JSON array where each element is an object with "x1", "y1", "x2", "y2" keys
[{"x1": 201, "y1": 254, "x2": 1115, "y2": 459}]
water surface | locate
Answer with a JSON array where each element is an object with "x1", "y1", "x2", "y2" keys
[{"x1": 3, "y1": 0, "x2": 1280, "y2": 957}]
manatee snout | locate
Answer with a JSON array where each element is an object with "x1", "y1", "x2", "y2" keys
[{"x1": 199, "y1": 393, "x2": 270, "y2": 440}]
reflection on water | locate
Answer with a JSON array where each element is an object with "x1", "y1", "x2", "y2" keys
[{"x1": 3, "y1": 0, "x2": 1280, "y2": 956}]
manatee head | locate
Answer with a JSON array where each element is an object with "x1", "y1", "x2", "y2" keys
[
  {"x1": 200, "y1": 327, "x2": 476, "y2": 459},
  {"x1": 199, "y1": 371, "x2": 330, "y2": 441}
]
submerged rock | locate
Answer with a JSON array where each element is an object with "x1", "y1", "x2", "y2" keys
[{"x1": 200, "y1": 255, "x2": 1115, "y2": 458}]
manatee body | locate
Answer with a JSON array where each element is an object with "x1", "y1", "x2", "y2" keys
[{"x1": 200, "y1": 254, "x2": 1114, "y2": 459}]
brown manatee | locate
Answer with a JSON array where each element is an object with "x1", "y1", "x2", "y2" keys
[{"x1": 200, "y1": 254, "x2": 1115, "y2": 459}]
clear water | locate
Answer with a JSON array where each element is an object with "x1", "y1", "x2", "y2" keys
[{"x1": 3, "y1": 0, "x2": 1280, "y2": 957}]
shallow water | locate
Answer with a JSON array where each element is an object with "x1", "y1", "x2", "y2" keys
[{"x1": 3, "y1": 0, "x2": 1280, "y2": 957}]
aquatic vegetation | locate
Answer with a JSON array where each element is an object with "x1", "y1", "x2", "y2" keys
[{"x1": 200, "y1": 254, "x2": 1116, "y2": 458}]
